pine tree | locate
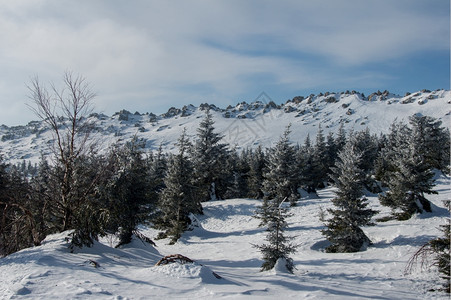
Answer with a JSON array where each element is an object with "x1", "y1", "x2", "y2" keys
[
  {"x1": 298, "y1": 134, "x2": 316, "y2": 193},
  {"x1": 254, "y1": 197, "x2": 297, "y2": 273},
  {"x1": 322, "y1": 141, "x2": 378, "y2": 253},
  {"x1": 224, "y1": 149, "x2": 249, "y2": 199},
  {"x1": 156, "y1": 129, "x2": 199, "y2": 243},
  {"x1": 379, "y1": 117, "x2": 438, "y2": 220},
  {"x1": 247, "y1": 146, "x2": 266, "y2": 199},
  {"x1": 68, "y1": 153, "x2": 111, "y2": 249},
  {"x1": 254, "y1": 127, "x2": 298, "y2": 272},
  {"x1": 325, "y1": 131, "x2": 337, "y2": 175},
  {"x1": 408, "y1": 114, "x2": 450, "y2": 173},
  {"x1": 262, "y1": 125, "x2": 299, "y2": 206},
  {"x1": 346, "y1": 129, "x2": 379, "y2": 192},
  {"x1": 190, "y1": 110, "x2": 229, "y2": 202},
  {"x1": 0, "y1": 155, "x2": 41, "y2": 256},
  {"x1": 311, "y1": 125, "x2": 329, "y2": 189},
  {"x1": 379, "y1": 141, "x2": 436, "y2": 219},
  {"x1": 148, "y1": 144, "x2": 167, "y2": 194},
  {"x1": 102, "y1": 137, "x2": 156, "y2": 247}
]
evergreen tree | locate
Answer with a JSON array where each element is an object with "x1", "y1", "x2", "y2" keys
[
  {"x1": 335, "y1": 122, "x2": 347, "y2": 152},
  {"x1": 310, "y1": 125, "x2": 329, "y2": 189},
  {"x1": 68, "y1": 153, "x2": 111, "y2": 249},
  {"x1": 0, "y1": 156, "x2": 41, "y2": 256},
  {"x1": 262, "y1": 125, "x2": 299, "y2": 206},
  {"x1": 247, "y1": 146, "x2": 266, "y2": 199},
  {"x1": 224, "y1": 148, "x2": 249, "y2": 199},
  {"x1": 325, "y1": 131, "x2": 337, "y2": 176},
  {"x1": 30, "y1": 156, "x2": 56, "y2": 235},
  {"x1": 408, "y1": 114, "x2": 450, "y2": 173},
  {"x1": 346, "y1": 129, "x2": 379, "y2": 192},
  {"x1": 155, "y1": 129, "x2": 199, "y2": 243},
  {"x1": 254, "y1": 197, "x2": 297, "y2": 273},
  {"x1": 322, "y1": 141, "x2": 378, "y2": 253},
  {"x1": 379, "y1": 139, "x2": 436, "y2": 219},
  {"x1": 298, "y1": 134, "x2": 316, "y2": 193},
  {"x1": 379, "y1": 116, "x2": 440, "y2": 219},
  {"x1": 374, "y1": 121, "x2": 409, "y2": 186},
  {"x1": 148, "y1": 144, "x2": 167, "y2": 195},
  {"x1": 190, "y1": 110, "x2": 229, "y2": 202},
  {"x1": 102, "y1": 138, "x2": 156, "y2": 247}
]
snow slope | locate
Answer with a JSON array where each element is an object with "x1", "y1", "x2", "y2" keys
[
  {"x1": 1, "y1": 174, "x2": 449, "y2": 299},
  {"x1": 1, "y1": 89, "x2": 450, "y2": 165}
]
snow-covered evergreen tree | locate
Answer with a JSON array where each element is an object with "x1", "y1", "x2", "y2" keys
[
  {"x1": 156, "y1": 129, "x2": 200, "y2": 243},
  {"x1": 148, "y1": 144, "x2": 167, "y2": 196},
  {"x1": 224, "y1": 148, "x2": 249, "y2": 199},
  {"x1": 379, "y1": 140, "x2": 436, "y2": 219},
  {"x1": 378, "y1": 116, "x2": 442, "y2": 219},
  {"x1": 298, "y1": 134, "x2": 316, "y2": 193},
  {"x1": 311, "y1": 124, "x2": 329, "y2": 189},
  {"x1": 190, "y1": 110, "x2": 229, "y2": 201},
  {"x1": 408, "y1": 114, "x2": 450, "y2": 174},
  {"x1": 254, "y1": 126, "x2": 298, "y2": 272},
  {"x1": 322, "y1": 140, "x2": 378, "y2": 253},
  {"x1": 346, "y1": 128, "x2": 380, "y2": 192},
  {"x1": 254, "y1": 197, "x2": 297, "y2": 273},
  {"x1": 247, "y1": 146, "x2": 266, "y2": 199},
  {"x1": 262, "y1": 125, "x2": 299, "y2": 206},
  {"x1": 102, "y1": 138, "x2": 155, "y2": 247}
]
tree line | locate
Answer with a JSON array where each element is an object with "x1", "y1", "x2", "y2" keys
[{"x1": 0, "y1": 73, "x2": 449, "y2": 290}]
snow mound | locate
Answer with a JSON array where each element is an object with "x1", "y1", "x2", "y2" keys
[
  {"x1": 153, "y1": 262, "x2": 222, "y2": 283},
  {"x1": 273, "y1": 258, "x2": 294, "y2": 275}
]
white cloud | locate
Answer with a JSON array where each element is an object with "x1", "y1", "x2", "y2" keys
[{"x1": 0, "y1": 0, "x2": 448, "y2": 125}]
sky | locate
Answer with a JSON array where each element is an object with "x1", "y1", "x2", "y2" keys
[{"x1": 0, "y1": 0, "x2": 449, "y2": 126}]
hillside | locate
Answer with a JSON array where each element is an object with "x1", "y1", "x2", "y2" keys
[
  {"x1": 1, "y1": 89, "x2": 450, "y2": 165},
  {"x1": 0, "y1": 173, "x2": 449, "y2": 299}
]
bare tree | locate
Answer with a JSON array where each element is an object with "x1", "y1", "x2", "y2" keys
[{"x1": 27, "y1": 71, "x2": 98, "y2": 233}]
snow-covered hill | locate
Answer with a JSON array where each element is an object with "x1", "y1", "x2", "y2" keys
[
  {"x1": 1, "y1": 89, "x2": 450, "y2": 164},
  {"x1": 0, "y1": 173, "x2": 449, "y2": 299}
]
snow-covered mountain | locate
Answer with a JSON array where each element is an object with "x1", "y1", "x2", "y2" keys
[
  {"x1": 0, "y1": 89, "x2": 450, "y2": 299},
  {"x1": 1, "y1": 89, "x2": 450, "y2": 164}
]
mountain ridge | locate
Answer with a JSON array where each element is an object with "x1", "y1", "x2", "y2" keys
[{"x1": 1, "y1": 89, "x2": 450, "y2": 164}]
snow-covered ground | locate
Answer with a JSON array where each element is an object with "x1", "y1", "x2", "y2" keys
[{"x1": 1, "y1": 174, "x2": 449, "y2": 299}]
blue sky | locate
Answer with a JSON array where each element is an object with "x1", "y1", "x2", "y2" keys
[{"x1": 0, "y1": 0, "x2": 449, "y2": 126}]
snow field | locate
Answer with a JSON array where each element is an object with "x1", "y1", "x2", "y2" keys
[{"x1": 0, "y1": 175, "x2": 449, "y2": 299}]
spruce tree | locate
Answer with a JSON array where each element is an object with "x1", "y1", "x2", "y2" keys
[
  {"x1": 379, "y1": 117, "x2": 439, "y2": 219},
  {"x1": 0, "y1": 155, "x2": 42, "y2": 256},
  {"x1": 322, "y1": 141, "x2": 378, "y2": 253},
  {"x1": 254, "y1": 197, "x2": 297, "y2": 273},
  {"x1": 156, "y1": 129, "x2": 199, "y2": 243},
  {"x1": 224, "y1": 149, "x2": 249, "y2": 199},
  {"x1": 247, "y1": 146, "x2": 266, "y2": 199},
  {"x1": 190, "y1": 110, "x2": 229, "y2": 202},
  {"x1": 347, "y1": 129, "x2": 379, "y2": 192},
  {"x1": 379, "y1": 140, "x2": 436, "y2": 219},
  {"x1": 298, "y1": 134, "x2": 317, "y2": 194},
  {"x1": 311, "y1": 124, "x2": 329, "y2": 188},
  {"x1": 254, "y1": 127, "x2": 298, "y2": 272},
  {"x1": 148, "y1": 144, "x2": 168, "y2": 195},
  {"x1": 262, "y1": 125, "x2": 299, "y2": 206},
  {"x1": 102, "y1": 138, "x2": 155, "y2": 247},
  {"x1": 408, "y1": 114, "x2": 450, "y2": 173}
]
